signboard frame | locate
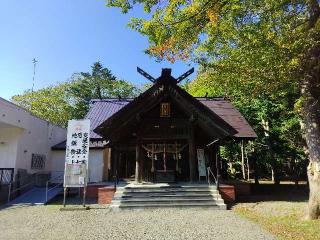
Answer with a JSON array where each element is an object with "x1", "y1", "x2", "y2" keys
[{"x1": 63, "y1": 119, "x2": 90, "y2": 207}]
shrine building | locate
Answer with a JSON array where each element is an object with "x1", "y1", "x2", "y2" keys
[{"x1": 52, "y1": 68, "x2": 256, "y2": 183}]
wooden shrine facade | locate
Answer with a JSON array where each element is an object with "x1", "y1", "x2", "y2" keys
[{"x1": 93, "y1": 68, "x2": 257, "y2": 183}]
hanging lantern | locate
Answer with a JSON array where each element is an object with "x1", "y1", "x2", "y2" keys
[
  {"x1": 178, "y1": 153, "x2": 182, "y2": 159},
  {"x1": 147, "y1": 151, "x2": 151, "y2": 158},
  {"x1": 154, "y1": 154, "x2": 157, "y2": 161}
]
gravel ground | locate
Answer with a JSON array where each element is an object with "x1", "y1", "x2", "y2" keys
[{"x1": 0, "y1": 202, "x2": 275, "y2": 240}]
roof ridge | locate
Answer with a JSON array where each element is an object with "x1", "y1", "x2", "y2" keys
[
  {"x1": 196, "y1": 97, "x2": 227, "y2": 100},
  {"x1": 90, "y1": 98, "x2": 134, "y2": 102}
]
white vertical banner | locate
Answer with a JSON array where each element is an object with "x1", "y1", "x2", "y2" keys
[
  {"x1": 197, "y1": 149, "x2": 206, "y2": 179},
  {"x1": 64, "y1": 119, "x2": 90, "y2": 187}
]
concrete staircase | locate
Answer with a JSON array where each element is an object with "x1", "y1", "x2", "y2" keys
[{"x1": 110, "y1": 183, "x2": 226, "y2": 210}]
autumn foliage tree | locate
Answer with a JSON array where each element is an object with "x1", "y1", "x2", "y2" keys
[{"x1": 107, "y1": 0, "x2": 320, "y2": 219}]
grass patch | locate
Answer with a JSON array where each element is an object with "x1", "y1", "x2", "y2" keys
[{"x1": 234, "y1": 202, "x2": 320, "y2": 240}]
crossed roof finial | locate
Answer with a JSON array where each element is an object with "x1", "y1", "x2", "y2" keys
[{"x1": 137, "y1": 67, "x2": 194, "y2": 84}]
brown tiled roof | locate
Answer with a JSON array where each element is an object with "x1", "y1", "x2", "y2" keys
[
  {"x1": 85, "y1": 97, "x2": 256, "y2": 139},
  {"x1": 197, "y1": 98, "x2": 257, "y2": 139},
  {"x1": 85, "y1": 98, "x2": 132, "y2": 139}
]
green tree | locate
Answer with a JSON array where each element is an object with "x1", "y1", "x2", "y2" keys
[
  {"x1": 69, "y1": 62, "x2": 139, "y2": 118},
  {"x1": 12, "y1": 83, "x2": 75, "y2": 127},
  {"x1": 12, "y1": 62, "x2": 139, "y2": 127},
  {"x1": 107, "y1": 0, "x2": 320, "y2": 219}
]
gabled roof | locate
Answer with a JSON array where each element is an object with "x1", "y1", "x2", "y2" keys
[
  {"x1": 85, "y1": 98, "x2": 131, "y2": 139},
  {"x1": 93, "y1": 69, "x2": 242, "y2": 140},
  {"x1": 198, "y1": 98, "x2": 257, "y2": 139},
  {"x1": 86, "y1": 97, "x2": 256, "y2": 140}
]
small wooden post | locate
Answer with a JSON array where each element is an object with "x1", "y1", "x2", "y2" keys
[
  {"x1": 188, "y1": 124, "x2": 196, "y2": 182},
  {"x1": 63, "y1": 187, "x2": 67, "y2": 207},
  {"x1": 82, "y1": 186, "x2": 86, "y2": 207}
]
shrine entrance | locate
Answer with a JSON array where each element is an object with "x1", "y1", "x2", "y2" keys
[{"x1": 142, "y1": 142, "x2": 189, "y2": 183}]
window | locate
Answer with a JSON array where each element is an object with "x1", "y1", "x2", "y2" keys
[{"x1": 31, "y1": 154, "x2": 46, "y2": 170}]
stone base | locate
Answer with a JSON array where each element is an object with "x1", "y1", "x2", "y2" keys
[
  {"x1": 98, "y1": 186, "x2": 116, "y2": 204},
  {"x1": 218, "y1": 184, "x2": 235, "y2": 203}
]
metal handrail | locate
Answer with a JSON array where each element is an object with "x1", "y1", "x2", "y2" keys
[
  {"x1": 207, "y1": 167, "x2": 217, "y2": 185},
  {"x1": 45, "y1": 173, "x2": 64, "y2": 203},
  {"x1": 207, "y1": 167, "x2": 220, "y2": 201},
  {"x1": 7, "y1": 174, "x2": 36, "y2": 203}
]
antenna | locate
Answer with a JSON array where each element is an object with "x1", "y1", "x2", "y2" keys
[
  {"x1": 176, "y1": 67, "x2": 194, "y2": 83},
  {"x1": 31, "y1": 58, "x2": 38, "y2": 112},
  {"x1": 32, "y1": 58, "x2": 38, "y2": 93},
  {"x1": 137, "y1": 67, "x2": 156, "y2": 83}
]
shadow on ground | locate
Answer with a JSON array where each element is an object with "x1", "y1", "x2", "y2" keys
[{"x1": 230, "y1": 183, "x2": 309, "y2": 209}]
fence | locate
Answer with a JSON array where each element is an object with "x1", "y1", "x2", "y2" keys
[
  {"x1": 0, "y1": 168, "x2": 14, "y2": 185},
  {"x1": 0, "y1": 168, "x2": 14, "y2": 203}
]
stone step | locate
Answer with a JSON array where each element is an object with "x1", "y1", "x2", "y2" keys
[
  {"x1": 109, "y1": 184, "x2": 226, "y2": 210},
  {"x1": 125, "y1": 184, "x2": 216, "y2": 188},
  {"x1": 124, "y1": 185, "x2": 216, "y2": 189},
  {"x1": 119, "y1": 188, "x2": 218, "y2": 194},
  {"x1": 114, "y1": 198, "x2": 225, "y2": 204},
  {"x1": 115, "y1": 202, "x2": 226, "y2": 210},
  {"x1": 118, "y1": 193, "x2": 221, "y2": 199},
  {"x1": 118, "y1": 190, "x2": 218, "y2": 195}
]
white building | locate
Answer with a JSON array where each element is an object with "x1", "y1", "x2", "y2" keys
[{"x1": 0, "y1": 97, "x2": 67, "y2": 182}]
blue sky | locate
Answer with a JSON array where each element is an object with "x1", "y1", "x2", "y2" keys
[{"x1": 0, "y1": 0, "x2": 194, "y2": 100}]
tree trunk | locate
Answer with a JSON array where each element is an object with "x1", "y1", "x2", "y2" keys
[
  {"x1": 241, "y1": 140, "x2": 246, "y2": 180},
  {"x1": 253, "y1": 155, "x2": 259, "y2": 185},
  {"x1": 302, "y1": 0, "x2": 320, "y2": 217},
  {"x1": 302, "y1": 43, "x2": 320, "y2": 219},
  {"x1": 271, "y1": 161, "x2": 281, "y2": 185},
  {"x1": 245, "y1": 145, "x2": 250, "y2": 181}
]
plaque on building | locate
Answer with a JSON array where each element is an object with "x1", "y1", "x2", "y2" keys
[{"x1": 160, "y1": 102, "x2": 170, "y2": 117}]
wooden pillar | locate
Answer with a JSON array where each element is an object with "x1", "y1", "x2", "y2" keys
[
  {"x1": 102, "y1": 148, "x2": 111, "y2": 181},
  {"x1": 188, "y1": 124, "x2": 196, "y2": 182},
  {"x1": 113, "y1": 149, "x2": 118, "y2": 178},
  {"x1": 135, "y1": 140, "x2": 142, "y2": 183}
]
